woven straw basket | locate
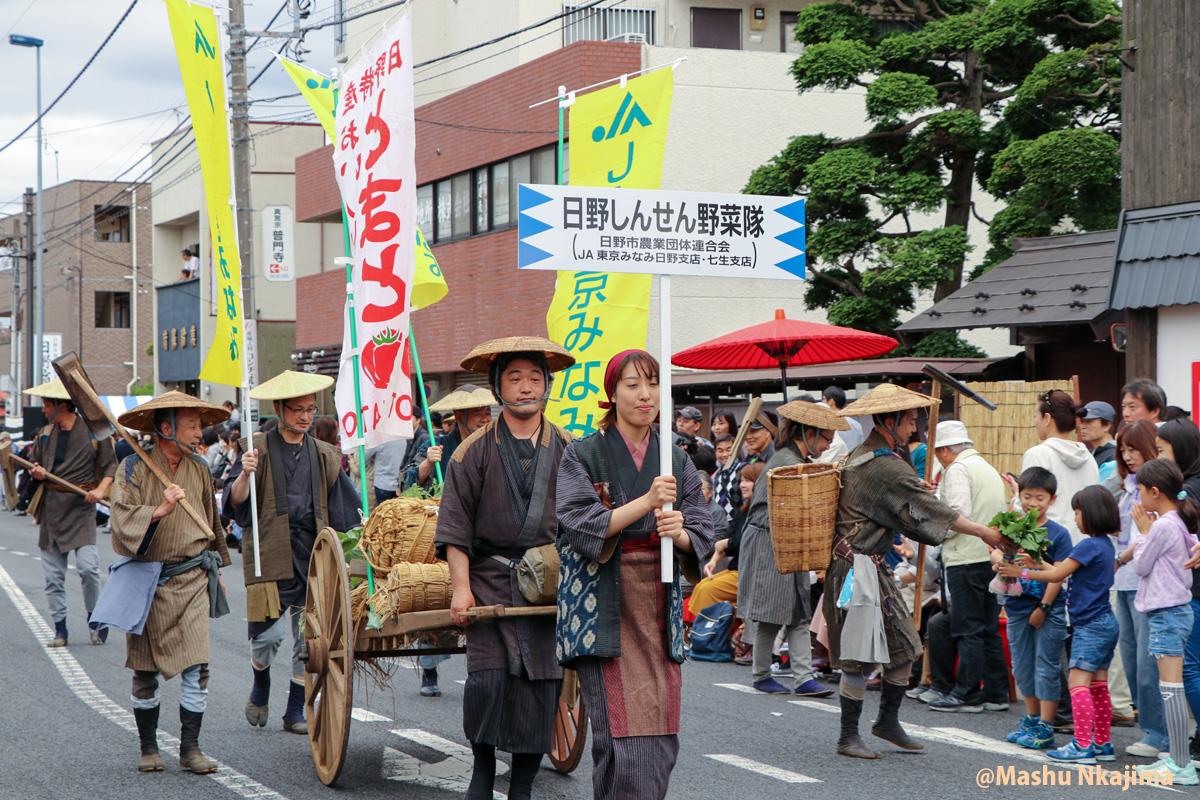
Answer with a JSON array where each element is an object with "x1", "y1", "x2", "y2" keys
[
  {"x1": 369, "y1": 562, "x2": 453, "y2": 619},
  {"x1": 766, "y1": 463, "x2": 842, "y2": 574},
  {"x1": 359, "y1": 497, "x2": 441, "y2": 571}
]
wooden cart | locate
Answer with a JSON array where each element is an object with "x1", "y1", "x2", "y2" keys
[{"x1": 301, "y1": 528, "x2": 588, "y2": 786}]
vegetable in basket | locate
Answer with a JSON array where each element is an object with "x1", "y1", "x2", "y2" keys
[{"x1": 986, "y1": 509, "x2": 1051, "y2": 597}]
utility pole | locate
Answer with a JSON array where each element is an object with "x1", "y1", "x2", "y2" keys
[
  {"x1": 228, "y1": 0, "x2": 256, "y2": 407},
  {"x1": 23, "y1": 188, "x2": 34, "y2": 395}
]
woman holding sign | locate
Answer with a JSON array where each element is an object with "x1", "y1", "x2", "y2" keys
[{"x1": 556, "y1": 349, "x2": 716, "y2": 800}]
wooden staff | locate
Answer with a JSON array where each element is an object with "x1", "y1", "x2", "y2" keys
[
  {"x1": 60, "y1": 366, "x2": 213, "y2": 532},
  {"x1": 9, "y1": 452, "x2": 90, "y2": 499},
  {"x1": 913, "y1": 381, "x2": 942, "y2": 627},
  {"x1": 723, "y1": 397, "x2": 764, "y2": 470}
]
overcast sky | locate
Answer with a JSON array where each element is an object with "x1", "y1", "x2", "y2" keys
[{"x1": 0, "y1": 0, "x2": 340, "y2": 218}]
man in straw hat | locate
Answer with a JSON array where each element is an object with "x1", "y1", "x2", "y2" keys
[
  {"x1": 224, "y1": 370, "x2": 361, "y2": 735},
  {"x1": 434, "y1": 337, "x2": 574, "y2": 800},
  {"x1": 406, "y1": 383, "x2": 494, "y2": 491},
  {"x1": 25, "y1": 378, "x2": 117, "y2": 647},
  {"x1": 106, "y1": 391, "x2": 231, "y2": 773},
  {"x1": 824, "y1": 383, "x2": 1004, "y2": 760},
  {"x1": 736, "y1": 400, "x2": 846, "y2": 698}
]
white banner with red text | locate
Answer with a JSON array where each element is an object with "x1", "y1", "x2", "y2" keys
[{"x1": 333, "y1": 13, "x2": 417, "y2": 450}]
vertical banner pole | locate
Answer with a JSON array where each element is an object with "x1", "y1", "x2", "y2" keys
[
  {"x1": 658, "y1": 274, "x2": 673, "y2": 583},
  {"x1": 556, "y1": 85, "x2": 566, "y2": 186},
  {"x1": 341, "y1": 206, "x2": 375, "y2": 596},
  {"x1": 407, "y1": 323, "x2": 442, "y2": 486},
  {"x1": 242, "y1": 321, "x2": 261, "y2": 578}
]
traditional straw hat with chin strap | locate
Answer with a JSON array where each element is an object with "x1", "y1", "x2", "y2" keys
[
  {"x1": 428, "y1": 384, "x2": 494, "y2": 414},
  {"x1": 118, "y1": 391, "x2": 231, "y2": 433},
  {"x1": 248, "y1": 370, "x2": 335, "y2": 401},
  {"x1": 777, "y1": 400, "x2": 851, "y2": 431},
  {"x1": 837, "y1": 383, "x2": 940, "y2": 418},
  {"x1": 459, "y1": 336, "x2": 575, "y2": 375},
  {"x1": 23, "y1": 379, "x2": 71, "y2": 400}
]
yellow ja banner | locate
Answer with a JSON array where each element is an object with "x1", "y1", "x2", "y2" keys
[
  {"x1": 278, "y1": 56, "x2": 448, "y2": 309},
  {"x1": 546, "y1": 69, "x2": 673, "y2": 437},
  {"x1": 165, "y1": 0, "x2": 243, "y2": 386}
]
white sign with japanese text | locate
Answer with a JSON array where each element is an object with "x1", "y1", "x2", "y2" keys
[
  {"x1": 517, "y1": 184, "x2": 806, "y2": 281},
  {"x1": 332, "y1": 12, "x2": 416, "y2": 450},
  {"x1": 262, "y1": 205, "x2": 294, "y2": 282},
  {"x1": 40, "y1": 334, "x2": 62, "y2": 384}
]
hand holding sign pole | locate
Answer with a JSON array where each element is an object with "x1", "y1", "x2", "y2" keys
[{"x1": 520, "y1": 184, "x2": 805, "y2": 582}]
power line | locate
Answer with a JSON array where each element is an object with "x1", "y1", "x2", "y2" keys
[{"x1": 0, "y1": 0, "x2": 140, "y2": 156}]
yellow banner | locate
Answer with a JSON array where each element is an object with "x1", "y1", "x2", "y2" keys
[
  {"x1": 279, "y1": 58, "x2": 448, "y2": 311},
  {"x1": 278, "y1": 55, "x2": 336, "y2": 140},
  {"x1": 165, "y1": 0, "x2": 243, "y2": 386},
  {"x1": 546, "y1": 69, "x2": 673, "y2": 436}
]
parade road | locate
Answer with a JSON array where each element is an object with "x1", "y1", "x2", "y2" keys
[{"x1": 0, "y1": 513, "x2": 1180, "y2": 800}]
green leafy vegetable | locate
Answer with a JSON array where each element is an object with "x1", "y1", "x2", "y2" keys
[{"x1": 987, "y1": 509, "x2": 1051, "y2": 563}]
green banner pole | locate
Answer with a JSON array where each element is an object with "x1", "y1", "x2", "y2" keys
[
  {"x1": 407, "y1": 323, "x2": 443, "y2": 487},
  {"x1": 341, "y1": 205, "x2": 375, "y2": 596}
]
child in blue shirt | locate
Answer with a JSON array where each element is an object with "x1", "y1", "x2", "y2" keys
[
  {"x1": 1016, "y1": 485, "x2": 1120, "y2": 765},
  {"x1": 993, "y1": 467, "x2": 1072, "y2": 750}
]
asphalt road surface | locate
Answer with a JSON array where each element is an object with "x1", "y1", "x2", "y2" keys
[{"x1": 0, "y1": 512, "x2": 1184, "y2": 800}]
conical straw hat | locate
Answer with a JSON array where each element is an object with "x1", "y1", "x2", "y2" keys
[
  {"x1": 777, "y1": 400, "x2": 850, "y2": 431},
  {"x1": 428, "y1": 384, "x2": 494, "y2": 413},
  {"x1": 23, "y1": 379, "x2": 71, "y2": 400},
  {"x1": 248, "y1": 370, "x2": 334, "y2": 401},
  {"x1": 839, "y1": 383, "x2": 940, "y2": 417},
  {"x1": 460, "y1": 336, "x2": 575, "y2": 374},
  {"x1": 118, "y1": 391, "x2": 230, "y2": 433}
]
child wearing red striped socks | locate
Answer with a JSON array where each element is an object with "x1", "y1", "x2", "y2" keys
[{"x1": 1017, "y1": 486, "x2": 1120, "y2": 764}]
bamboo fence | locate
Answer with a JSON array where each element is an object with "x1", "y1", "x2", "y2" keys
[{"x1": 957, "y1": 379, "x2": 1077, "y2": 480}]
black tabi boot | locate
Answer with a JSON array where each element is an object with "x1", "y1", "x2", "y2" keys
[
  {"x1": 837, "y1": 694, "x2": 880, "y2": 759},
  {"x1": 871, "y1": 681, "x2": 924, "y2": 751},
  {"x1": 282, "y1": 680, "x2": 308, "y2": 734},
  {"x1": 466, "y1": 742, "x2": 496, "y2": 800},
  {"x1": 133, "y1": 706, "x2": 164, "y2": 772},
  {"x1": 507, "y1": 753, "x2": 542, "y2": 800},
  {"x1": 178, "y1": 707, "x2": 218, "y2": 774},
  {"x1": 246, "y1": 664, "x2": 270, "y2": 727}
]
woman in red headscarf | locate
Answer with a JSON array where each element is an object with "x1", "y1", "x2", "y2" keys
[{"x1": 555, "y1": 349, "x2": 716, "y2": 800}]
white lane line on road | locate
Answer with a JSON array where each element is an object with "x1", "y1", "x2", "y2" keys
[
  {"x1": 391, "y1": 728, "x2": 510, "y2": 775},
  {"x1": 352, "y1": 707, "x2": 391, "y2": 722},
  {"x1": 705, "y1": 754, "x2": 822, "y2": 783},
  {"x1": 714, "y1": 682, "x2": 760, "y2": 694},
  {"x1": 789, "y1": 699, "x2": 837, "y2": 713},
  {"x1": 0, "y1": 561, "x2": 294, "y2": 800},
  {"x1": 10, "y1": 550, "x2": 28, "y2": 556}
]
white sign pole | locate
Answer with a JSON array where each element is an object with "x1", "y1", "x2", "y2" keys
[{"x1": 658, "y1": 275, "x2": 673, "y2": 583}]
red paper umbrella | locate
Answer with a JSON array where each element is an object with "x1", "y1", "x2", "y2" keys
[{"x1": 671, "y1": 309, "x2": 898, "y2": 400}]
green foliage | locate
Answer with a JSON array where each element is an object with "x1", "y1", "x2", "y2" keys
[
  {"x1": 909, "y1": 330, "x2": 987, "y2": 359},
  {"x1": 748, "y1": 0, "x2": 1123, "y2": 348},
  {"x1": 989, "y1": 509, "x2": 1051, "y2": 563},
  {"x1": 130, "y1": 382, "x2": 155, "y2": 396}
]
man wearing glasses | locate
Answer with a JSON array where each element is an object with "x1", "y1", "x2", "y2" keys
[{"x1": 225, "y1": 371, "x2": 361, "y2": 736}]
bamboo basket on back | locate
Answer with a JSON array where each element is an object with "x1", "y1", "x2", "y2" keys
[{"x1": 767, "y1": 462, "x2": 842, "y2": 574}]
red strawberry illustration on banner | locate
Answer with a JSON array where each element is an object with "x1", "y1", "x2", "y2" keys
[{"x1": 362, "y1": 327, "x2": 402, "y2": 389}]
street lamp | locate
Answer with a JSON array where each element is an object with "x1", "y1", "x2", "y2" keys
[{"x1": 10, "y1": 34, "x2": 44, "y2": 385}]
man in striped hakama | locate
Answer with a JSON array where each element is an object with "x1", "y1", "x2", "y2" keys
[
  {"x1": 435, "y1": 337, "x2": 575, "y2": 800},
  {"x1": 108, "y1": 392, "x2": 232, "y2": 773}
]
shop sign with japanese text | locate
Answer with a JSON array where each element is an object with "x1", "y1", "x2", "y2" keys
[
  {"x1": 519, "y1": 184, "x2": 805, "y2": 280},
  {"x1": 332, "y1": 13, "x2": 416, "y2": 449},
  {"x1": 261, "y1": 205, "x2": 294, "y2": 282}
]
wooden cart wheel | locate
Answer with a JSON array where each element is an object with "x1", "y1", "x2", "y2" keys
[
  {"x1": 304, "y1": 528, "x2": 354, "y2": 786},
  {"x1": 548, "y1": 668, "x2": 588, "y2": 774}
]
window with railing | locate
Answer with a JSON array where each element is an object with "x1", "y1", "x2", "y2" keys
[
  {"x1": 416, "y1": 143, "x2": 567, "y2": 244},
  {"x1": 563, "y1": 3, "x2": 656, "y2": 45}
]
